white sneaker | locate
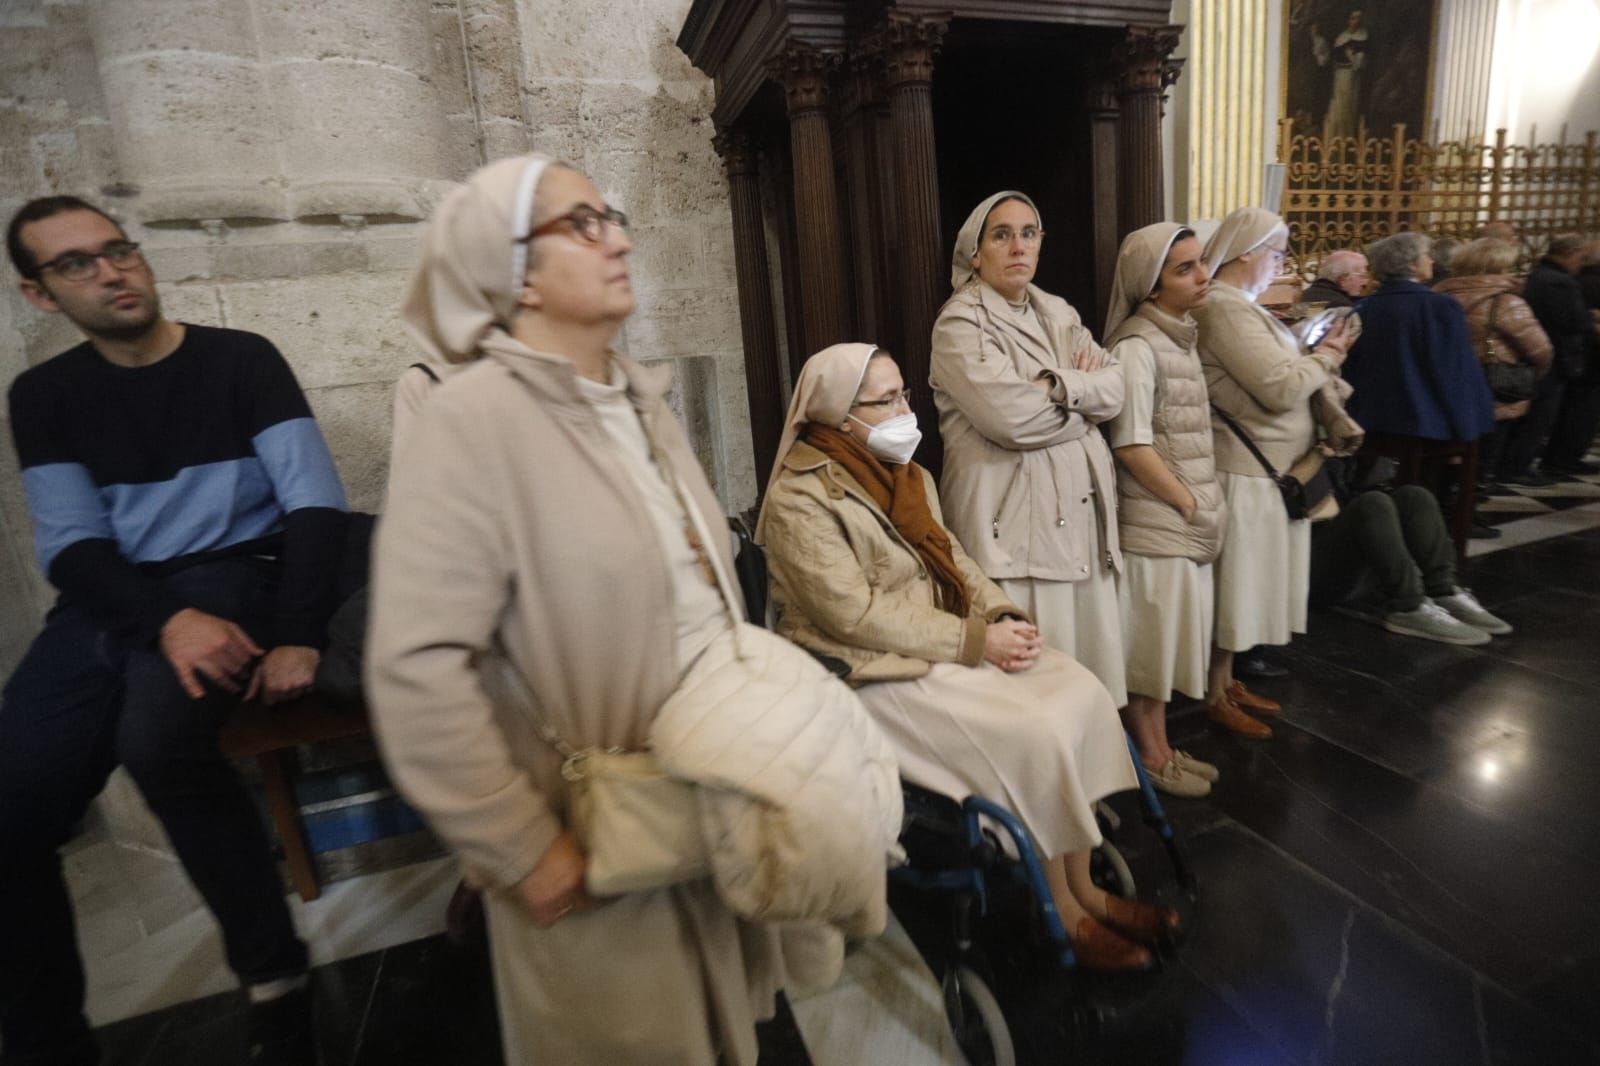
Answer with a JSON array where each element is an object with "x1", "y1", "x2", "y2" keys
[
  {"x1": 1383, "y1": 599, "x2": 1491, "y2": 646},
  {"x1": 1435, "y1": 587, "x2": 1513, "y2": 635}
]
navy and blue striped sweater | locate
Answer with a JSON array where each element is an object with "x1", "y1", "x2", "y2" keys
[{"x1": 9, "y1": 324, "x2": 348, "y2": 647}]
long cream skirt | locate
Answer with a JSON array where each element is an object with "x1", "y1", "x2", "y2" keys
[
  {"x1": 997, "y1": 561, "x2": 1127, "y2": 707},
  {"x1": 1120, "y1": 553, "x2": 1214, "y2": 702},
  {"x1": 1213, "y1": 471, "x2": 1310, "y2": 651},
  {"x1": 855, "y1": 650, "x2": 1136, "y2": 858},
  {"x1": 484, "y1": 881, "x2": 782, "y2": 1065}
]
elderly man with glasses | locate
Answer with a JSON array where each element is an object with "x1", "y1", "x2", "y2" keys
[{"x1": 1, "y1": 196, "x2": 349, "y2": 1065}]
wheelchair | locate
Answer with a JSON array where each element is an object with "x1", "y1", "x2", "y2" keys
[{"x1": 730, "y1": 518, "x2": 1198, "y2": 1065}]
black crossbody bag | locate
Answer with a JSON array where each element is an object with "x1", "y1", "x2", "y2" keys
[{"x1": 1210, "y1": 404, "x2": 1334, "y2": 521}]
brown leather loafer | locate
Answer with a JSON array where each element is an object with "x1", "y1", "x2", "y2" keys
[
  {"x1": 1226, "y1": 680, "x2": 1281, "y2": 716},
  {"x1": 1207, "y1": 696, "x2": 1273, "y2": 739},
  {"x1": 1102, "y1": 895, "x2": 1184, "y2": 949},
  {"x1": 1070, "y1": 916, "x2": 1155, "y2": 972}
]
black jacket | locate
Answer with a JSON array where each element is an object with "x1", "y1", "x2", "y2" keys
[
  {"x1": 1301, "y1": 277, "x2": 1357, "y2": 309},
  {"x1": 1524, "y1": 258, "x2": 1591, "y2": 379}
]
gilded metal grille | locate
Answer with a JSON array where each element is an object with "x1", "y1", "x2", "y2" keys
[{"x1": 1276, "y1": 118, "x2": 1600, "y2": 275}]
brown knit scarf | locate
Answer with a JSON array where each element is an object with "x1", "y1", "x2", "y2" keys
[{"x1": 804, "y1": 424, "x2": 972, "y2": 619}]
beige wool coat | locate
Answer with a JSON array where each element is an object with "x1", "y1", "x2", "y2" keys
[
  {"x1": 366, "y1": 335, "x2": 789, "y2": 1066},
  {"x1": 761, "y1": 440, "x2": 1024, "y2": 684},
  {"x1": 931, "y1": 281, "x2": 1125, "y2": 582}
]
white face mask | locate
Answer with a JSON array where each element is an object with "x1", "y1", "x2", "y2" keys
[{"x1": 850, "y1": 412, "x2": 922, "y2": 465}]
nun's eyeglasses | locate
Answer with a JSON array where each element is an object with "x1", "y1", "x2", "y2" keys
[
  {"x1": 985, "y1": 225, "x2": 1043, "y2": 247},
  {"x1": 520, "y1": 204, "x2": 630, "y2": 246}
]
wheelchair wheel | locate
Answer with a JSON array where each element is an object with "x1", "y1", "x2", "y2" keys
[
  {"x1": 942, "y1": 965, "x2": 1015, "y2": 1066},
  {"x1": 1092, "y1": 840, "x2": 1137, "y2": 900}
]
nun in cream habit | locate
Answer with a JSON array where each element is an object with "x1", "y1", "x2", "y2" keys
[
  {"x1": 930, "y1": 192, "x2": 1128, "y2": 705},
  {"x1": 758, "y1": 343, "x2": 1175, "y2": 972},
  {"x1": 366, "y1": 154, "x2": 865, "y2": 1066},
  {"x1": 1103, "y1": 223, "x2": 1227, "y2": 797},
  {"x1": 1192, "y1": 208, "x2": 1355, "y2": 737}
]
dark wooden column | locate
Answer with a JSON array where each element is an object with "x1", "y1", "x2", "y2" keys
[
  {"x1": 881, "y1": 12, "x2": 948, "y2": 461},
  {"x1": 713, "y1": 127, "x2": 784, "y2": 485},
  {"x1": 1113, "y1": 25, "x2": 1183, "y2": 235},
  {"x1": 840, "y1": 46, "x2": 889, "y2": 347},
  {"x1": 1087, "y1": 72, "x2": 1122, "y2": 329},
  {"x1": 772, "y1": 42, "x2": 851, "y2": 357}
]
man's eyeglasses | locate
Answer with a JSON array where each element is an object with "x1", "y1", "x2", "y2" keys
[
  {"x1": 851, "y1": 389, "x2": 912, "y2": 410},
  {"x1": 518, "y1": 204, "x2": 630, "y2": 247},
  {"x1": 36, "y1": 241, "x2": 145, "y2": 282},
  {"x1": 986, "y1": 226, "x2": 1044, "y2": 248}
]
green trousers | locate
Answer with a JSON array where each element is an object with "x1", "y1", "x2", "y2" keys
[{"x1": 1310, "y1": 485, "x2": 1457, "y2": 614}]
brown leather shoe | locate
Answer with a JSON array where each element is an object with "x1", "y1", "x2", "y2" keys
[
  {"x1": 1070, "y1": 916, "x2": 1155, "y2": 972},
  {"x1": 1207, "y1": 696, "x2": 1273, "y2": 739},
  {"x1": 1227, "y1": 680, "x2": 1281, "y2": 716},
  {"x1": 1101, "y1": 895, "x2": 1183, "y2": 949}
]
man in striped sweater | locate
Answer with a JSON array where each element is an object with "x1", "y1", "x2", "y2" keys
[{"x1": 1, "y1": 197, "x2": 347, "y2": 1065}]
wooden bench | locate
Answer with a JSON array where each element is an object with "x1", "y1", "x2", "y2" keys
[{"x1": 218, "y1": 694, "x2": 372, "y2": 902}]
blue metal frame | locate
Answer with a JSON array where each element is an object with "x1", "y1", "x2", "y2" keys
[
  {"x1": 1125, "y1": 734, "x2": 1177, "y2": 844},
  {"x1": 961, "y1": 796, "x2": 1078, "y2": 970}
]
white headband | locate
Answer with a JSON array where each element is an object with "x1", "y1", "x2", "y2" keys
[{"x1": 508, "y1": 157, "x2": 551, "y2": 294}]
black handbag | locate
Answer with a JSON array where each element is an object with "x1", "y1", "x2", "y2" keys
[
  {"x1": 1470, "y1": 294, "x2": 1539, "y2": 403},
  {"x1": 1210, "y1": 404, "x2": 1333, "y2": 522}
]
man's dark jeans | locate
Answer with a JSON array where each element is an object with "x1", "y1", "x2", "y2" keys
[
  {"x1": 0, "y1": 557, "x2": 308, "y2": 1065},
  {"x1": 1310, "y1": 486, "x2": 1457, "y2": 614}
]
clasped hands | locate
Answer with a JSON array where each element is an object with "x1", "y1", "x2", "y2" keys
[
  {"x1": 158, "y1": 606, "x2": 319, "y2": 704},
  {"x1": 985, "y1": 617, "x2": 1043, "y2": 673}
]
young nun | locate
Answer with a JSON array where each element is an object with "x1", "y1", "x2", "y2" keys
[{"x1": 1104, "y1": 224, "x2": 1227, "y2": 797}]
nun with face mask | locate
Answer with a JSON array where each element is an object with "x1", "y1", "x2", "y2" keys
[
  {"x1": 930, "y1": 192, "x2": 1129, "y2": 705},
  {"x1": 366, "y1": 155, "x2": 900, "y2": 1065},
  {"x1": 758, "y1": 344, "x2": 1176, "y2": 973},
  {"x1": 1194, "y1": 208, "x2": 1354, "y2": 740},
  {"x1": 1104, "y1": 223, "x2": 1227, "y2": 798}
]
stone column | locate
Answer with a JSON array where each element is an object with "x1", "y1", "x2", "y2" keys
[
  {"x1": 772, "y1": 42, "x2": 851, "y2": 356},
  {"x1": 257, "y1": 0, "x2": 455, "y2": 220},
  {"x1": 1113, "y1": 25, "x2": 1184, "y2": 236},
  {"x1": 714, "y1": 127, "x2": 785, "y2": 487},
  {"x1": 840, "y1": 47, "x2": 889, "y2": 346},
  {"x1": 90, "y1": 0, "x2": 286, "y2": 222},
  {"x1": 882, "y1": 13, "x2": 948, "y2": 465}
]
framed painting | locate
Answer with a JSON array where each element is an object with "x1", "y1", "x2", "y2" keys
[{"x1": 1280, "y1": 0, "x2": 1440, "y2": 139}]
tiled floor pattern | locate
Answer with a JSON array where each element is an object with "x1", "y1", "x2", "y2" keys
[{"x1": 72, "y1": 494, "x2": 1600, "y2": 1065}]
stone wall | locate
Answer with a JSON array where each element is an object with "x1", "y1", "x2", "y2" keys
[{"x1": 0, "y1": 0, "x2": 754, "y2": 682}]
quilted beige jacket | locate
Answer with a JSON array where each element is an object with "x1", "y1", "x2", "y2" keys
[{"x1": 761, "y1": 441, "x2": 1024, "y2": 684}]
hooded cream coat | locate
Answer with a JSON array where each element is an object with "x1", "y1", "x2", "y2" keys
[{"x1": 931, "y1": 281, "x2": 1125, "y2": 582}]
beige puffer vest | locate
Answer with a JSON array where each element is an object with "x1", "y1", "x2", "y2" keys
[{"x1": 1108, "y1": 310, "x2": 1226, "y2": 563}]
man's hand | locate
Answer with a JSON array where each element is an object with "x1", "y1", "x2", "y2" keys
[
  {"x1": 514, "y1": 831, "x2": 594, "y2": 927},
  {"x1": 159, "y1": 608, "x2": 264, "y2": 699},
  {"x1": 245, "y1": 646, "x2": 321, "y2": 705},
  {"x1": 984, "y1": 618, "x2": 1042, "y2": 673}
]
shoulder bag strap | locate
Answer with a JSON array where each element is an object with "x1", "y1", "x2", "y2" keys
[{"x1": 1209, "y1": 402, "x2": 1283, "y2": 479}]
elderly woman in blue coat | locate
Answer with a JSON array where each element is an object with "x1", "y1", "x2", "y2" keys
[{"x1": 1342, "y1": 232, "x2": 1496, "y2": 444}]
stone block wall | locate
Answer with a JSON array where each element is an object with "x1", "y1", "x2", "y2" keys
[{"x1": 0, "y1": 0, "x2": 755, "y2": 684}]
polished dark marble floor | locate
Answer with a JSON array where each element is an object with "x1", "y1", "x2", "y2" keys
[{"x1": 91, "y1": 526, "x2": 1600, "y2": 1065}]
